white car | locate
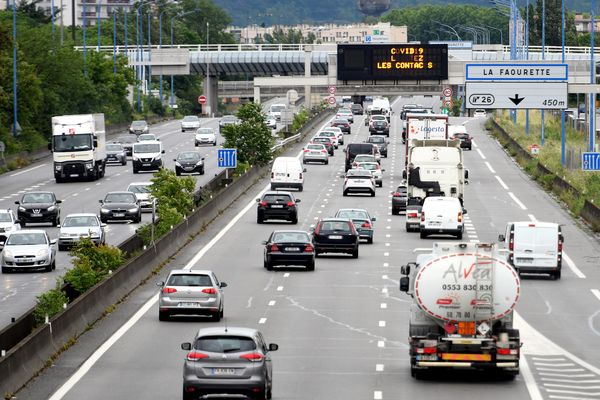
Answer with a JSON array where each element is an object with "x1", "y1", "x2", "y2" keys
[
  {"x1": 181, "y1": 115, "x2": 201, "y2": 132},
  {"x1": 303, "y1": 143, "x2": 329, "y2": 165},
  {"x1": 321, "y1": 126, "x2": 344, "y2": 145},
  {"x1": 343, "y1": 169, "x2": 376, "y2": 197},
  {"x1": 1, "y1": 230, "x2": 57, "y2": 273},
  {"x1": 365, "y1": 114, "x2": 387, "y2": 126},
  {"x1": 474, "y1": 109, "x2": 487, "y2": 118},
  {"x1": 265, "y1": 114, "x2": 277, "y2": 129},
  {"x1": 194, "y1": 127, "x2": 217, "y2": 146},
  {"x1": 58, "y1": 213, "x2": 106, "y2": 250},
  {"x1": 355, "y1": 161, "x2": 384, "y2": 187},
  {"x1": 352, "y1": 154, "x2": 378, "y2": 168},
  {"x1": 314, "y1": 131, "x2": 339, "y2": 148},
  {"x1": 137, "y1": 133, "x2": 158, "y2": 142},
  {"x1": 127, "y1": 182, "x2": 154, "y2": 212},
  {"x1": 0, "y1": 209, "x2": 20, "y2": 249}
]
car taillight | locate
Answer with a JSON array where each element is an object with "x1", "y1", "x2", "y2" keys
[
  {"x1": 240, "y1": 352, "x2": 264, "y2": 362},
  {"x1": 509, "y1": 236, "x2": 514, "y2": 251},
  {"x1": 407, "y1": 212, "x2": 417, "y2": 218},
  {"x1": 421, "y1": 212, "x2": 425, "y2": 222},
  {"x1": 392, "y1": 192, "x2": 401, "y2": 197},
  {"x1": 162, "y1": 287, "x2": 177, "y2": 294},
  {"x1": 202, "y1": 288, "x2": 217, "y2": 294},
  {"x1": 458, "y1": 212, "x2": 463, "y2": 223},
  {"x1": 259, "y1": 201, "x2": 267, "y2": 207},
  {"x1": 271, "y1": 172, "x2": 274, "y2": 179},
  {"x1": 362, "y1": 221, "x2": 372, "y2": 229},
  {"x1": 558, "y1": 238, "x2": 563, "y2": 252},
  {"x1": 304, "y1": 244, "x2": 314, "y2": 252},
  {"x1": 321, "y1": 149, "x2": 327, "y2": 153},
  {"x1": 304, "y1": 149, "x2": 310, "y2": 152},
  {"x1": 287, "y1": 201, "x2": 295, "y2": 207},
  {"x1": 187, "y1": 351, "x2": 209, "y2": 361},
  {"x1": 270, "y1": 244, "x2": 279, "y2": 252}
]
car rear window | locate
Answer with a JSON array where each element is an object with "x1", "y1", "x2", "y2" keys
[
  {"x1": 167, "y1": 274, "x2": 212, "y2": 286},
  {"x1": 320, "y1": 221, "x2": 351, "y2": 232},
  {"x1": 307, "y1": 144, "x2": 324, "y2": 150},
  {"x1": 195, "y1": 336, "x2": 256, "y2": 353},
  {"x1": 272, "y1": 232, "x2": 310, "y2": 242},
  {"x1": 263, "y1": 194, "x2": 292, "y2": 203},
  {"x1": 336, "y1": 211, "x2": 368, "y2": 219}
]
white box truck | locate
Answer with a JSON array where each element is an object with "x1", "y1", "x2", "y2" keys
[
  {"x1": 49, "y1": 114, "x2": 107, "y2": 182},
  {"x1": 404, "y1": 113, "x2": 448, "y2": 154},
  {"x1": 399, "y1": 242, "x2": 521, "y2": 379}
]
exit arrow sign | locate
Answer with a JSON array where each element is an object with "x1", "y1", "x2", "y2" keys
[{"x1": 509, "y1": 94, "x2": 524, "y2": 105}]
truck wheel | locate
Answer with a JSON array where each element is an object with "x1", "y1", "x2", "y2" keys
[
  {"x1": 553, "y1": 269, "x2": 562, "y2": 280},
  {"x1": 55, "y1": 176, "x2": 63, "y2": 183},
  {"x1": 420, "y1": 231, "x2": 428, "y2": 239}
]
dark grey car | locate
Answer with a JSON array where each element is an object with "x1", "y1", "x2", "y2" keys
[
  {"x1": 106, "y1": 143, "x2": 127, "y2": 165},
  {"x1": 99, "y1": 191, "x2": 141, "y2": 223},
  {"x1": 181, "y1": 327, "x2": 278, "y2": 400},
  {"x1": 366, "y1": 135, "x2": 388, "y2": 157}
]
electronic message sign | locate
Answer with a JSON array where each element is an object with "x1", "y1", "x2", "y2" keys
[{"x1": 337, "y1": 44, "x2": 448, "y2": 81}]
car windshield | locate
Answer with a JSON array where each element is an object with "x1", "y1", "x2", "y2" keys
[
  {"x1": 6, "y1": 232, "x2": 47, "y2": 245},
  {"x1": 263, "y1": 194, "x2": 292, "y2": 203},
  {"x1": 357, "y1": 163, "x2": 377, "y2": 171},
  {"x1": 0, "y1": 213, "x2": 12, "y2": 222},
  {"x1": 272, "y1": 232, "x2": 310, "y2": 242},
  {"x1": 195, "y1": 336, "x2": 256, "y2": 353},
  {"x1": 369, "y1": 137, "x2": 384, "y2": 143},
  {"x1": 320, "y1": 221, "x2": 351, "y2": 232},
  {"x1": 106, "y1": 144, "x2": 123, "y2": 151},
  {"x1": 270, "y1": 105, "x2": 286, "y2": 113},
  {"x1": 104, "y1": 193, "x2": 136, "y2": 203},
  {"x1": 131, "y1": 121, "x2": 147, "y2": 128},
  {"x1": 183, "y1": 116, "x2": 199, "y2": 122},
  {"x1": 355, "y1": 155, "x2": 374, "y2": 162},
  {"x1": 313, "y1": 138, "x2": 329, "y2": 144},
  {"x1": 63, "y1": 216, "x2": 99, "y2": 227},
  {"x1": 178, "y1": 152, "x2": 201, "y2": 161},
  {"x1": 133, "y1": 143, "x2": 160, "y2": 153},
  {"x1": 22, "y1": 193, "x2": 54, "y2": 203},
  {"x1": 397, "y1": 186, "x2": 407, "y2": 193},
  {"x1": 222, "y1": 116, "x2": 238, "y2": 122},
  {"x1": 318, "y1": 132, "x2": 334, "y2": 137},
  {"x1": 196, "y1": 128, "x2": 213, "y2": 135},
  {"x1": 167, "y1": 274, "x2": 212, "y2": 287},
  {"x1": 53, "y1": 134, "x2": 93, "y2": 152},
  {"x1": 138, "y1": 135, "x2": 155, "y2": 141},
  {"x1": 333, "y1": 119, "x2": 348, "y2": 124},
  {"x1": 128, "y1": 184, "x2": 151, "y2": 194},
  {"x1": 336, "y1": 210, "x2": 368, "y2": 219},
  {"x1": 307, "y1": 144, "x2": 324, "y2": 150},
  {"x1": 371, "y1": 116, "x2": 386, "y2": 121}
]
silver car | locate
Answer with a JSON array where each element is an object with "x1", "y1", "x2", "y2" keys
[
  {"x1": 58, "y1": 213, "x2": 106, "y2": 251},
  {"x1": 181, "y1": 115, "x2": 201, "y2": 132},
  {"x1": 181, "y1": 327, "x2": 278, "y2": 400},
  {"x1": 157, "y1": 269, "x2": 227, "y2": 321},
  {"x1": 1, "y1": 230, "x2": 57, "y2": 273},
  {"x1": 127, "y1": 182, "x2": 154, "y2": 212},
  {"x1": 302, "y1": 143, "x2": 329, "y2": 165},
  {"x1": 0, "y1": 209, "x2": 20, "y2": 249}
]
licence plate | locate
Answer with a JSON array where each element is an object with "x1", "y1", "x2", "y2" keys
[
  {"x1": 142, "y1": 163, "x2": 151, "y2": 167},
  {"x1": 286, "y1": 247, "x2": 300, "y2": 252},
  {"x1": 32, "y1": 214, "x2": 43, "y2": 217},
  {"x1": 271, "y1": 204, "x2": 284, "y2": 208},
  {"x1": 516, "y1": 258, "x2": 533, "y2": 263},
  {"x1": 310, "y1": 152, "x2": 320, "y2": 155},
  {"x1": 212, "y1": 368, "x2": 236, "y2": 375},
  {"x1": 429, "y1": 221, "x2": 441, "y2": 226},
  {"x1": 19, "y1": 258, "x2": 34, "y2": 263},
  {"x1": 70, "y1": 174, "x2": 79, "y2": 177},
  {"x1": 329, "y1": 235, "x2": 343, "y2": 239},
  {"x1": 416, "y1": 355, "x2": 438, "y2": 361},
  {"x1": 178, "y1": 302, "x2": 201, "y2": 307},
  {"x1": 354, "y1": 180, "x2": 364, "y2": 183},
  {"x1": 114, "y1": 213, "x2": 125, "y2": 217}
]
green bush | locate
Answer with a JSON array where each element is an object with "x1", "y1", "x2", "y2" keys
[
  {"x1": 137, "y1": 205, "x2": 184, "y2": 245},
  {"x1": 291, "y1": 108, "x2": 310, "y2": 132},
  {"x1": 33, "y1": 284, "x2": 68, "y2": 325}
]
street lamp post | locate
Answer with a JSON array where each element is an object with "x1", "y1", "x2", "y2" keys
[
  {"x1": 541, "y1": 0, "x2": 546, "y2": 146},
  {"x1": 561, "y1": 0, "x2": 566, "y2": 165},
  {"x1": 51, "y1": 0, "x2": 55, "y2": 36},
  {"x1": 206, "y1": 21, "x2": 210, "y2": 116},
  {"x1": 83, "y1": 0, "x2": 87, "y2": 76},
  {"x1": 485, "y1": 24, "x2": 502, "y2": 44},
  {"x1": 113, "y1": 9, "x2": 117, "y2": 74},
  {"x1": 135, "y1": 1, "x2": 155, "y2": 112},
  {"x1": 97, "y1": 0, "x2": 101, "y2": 49},
  {"x1": 434, "y1": 21, "x2": 461, "y2": 41},
  {"x1": 12, "y1": 0, "x2": 18, "y2": 137},
  {"x1": 525, "y1": 0, "x2": 530, "y2": 135},
  {"x1": 169, "y1": 9, "x2": 201, "y2": 109}
]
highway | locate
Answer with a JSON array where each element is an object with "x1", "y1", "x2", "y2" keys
[
  {"x1": 0, "y1": 99, "x2": 288, "y2": 330},
  {"x1": 15, "y1": 97, "x2": 600, "y2": 400}
]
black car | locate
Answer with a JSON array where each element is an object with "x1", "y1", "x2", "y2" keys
[
  {"x1": 391, "y1": 185, "x2": 408, "y2": 215},
  {"x1": 174, "y1": 151, "x2": 205, "y2": 176},
  {"x1": 453, "y1": 133, "x2": 473, "y2": 150},
  {"x1": 99, "y1": 191, "x2": 141, "y2": 223},
  {"x1": 369, "y1": 119, "x2": 390, "y2": 136},
  {"x1": 310, "y1": 137, "x2": 334, "y2": 156},
  {"x1": 256, "y1": 191, "x2": 300, "y2": 224},
  {"x1": 351, "y1": 104, "x2": 364, "y2": 115},
  {"x1": 366, "y1": 136, "x2": 388, "y2": 157},
  {"x1": 331, "y1": 118, "x2": 351, "y2": 134},
  {"x1": 106, "y1": 142, "x2": 127, "y2": 165},
  {"x1": 262, "y1": 230, "x2": 315, "y2": 271},
  {"x1": 16, "y1": 192, "x2": 62, "y2": 227},
  {"x1": 311, "y1": 218, "x2": 359, "y2": 258}
]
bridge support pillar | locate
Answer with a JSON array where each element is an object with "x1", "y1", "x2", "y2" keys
[
  {"x1": 203, "y1": 76, "x2": 218, "y2": 117},
  {"x1": 253, "y1": 86, "x2": 261, "y2": 104},
  {"x1": 304, "y1": 46, "x2": 312, "y2": 109}
]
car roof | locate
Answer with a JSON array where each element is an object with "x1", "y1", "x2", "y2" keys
[
  {"x1": 128, "y1": 182, "x2": 152, "y2": 186},
  {"x1": 319, "y1": 218, "x2": 353, "y2": 223},
  {"x1": 194, "y1": 327, "x2": 258, "y2": 338},
  {"x1": 336, "y1": 208, "x2": 368, "y2": 213},
  {"x1": 169, "y1": 269, "x2": 214, "y2": 275},
  {"x1": 512, "y1": 221, "x2": 559, "y2": 228},
  {"x1": 23, "y1": 191, "x2": 54, "y2": 195},
  {"x1": 263, "y1": 191, "x2": 294, "y2": 196},
  {"x1": 272, "y1": 230, "x2": 310, "y2": 235},
  {"x1": 105, "y1": 191, "x2": 134, "y2": 195},
  {"x1": 64, "y1": 213, "x2": 98, "y2": 218},
  {"x1": 10, "y1": 229, "x2": 46, "y2": 234}
]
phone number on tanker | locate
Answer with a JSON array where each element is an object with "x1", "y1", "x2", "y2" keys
[{"x1": 442, "y1": 284, "x2": 493, "y2": 291}]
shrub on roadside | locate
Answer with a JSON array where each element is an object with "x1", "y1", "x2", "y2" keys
[{"x1": 33, "y1": 284, "x2": 68, "y2": 325}]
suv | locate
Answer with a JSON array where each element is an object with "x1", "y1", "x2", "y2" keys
[
  {"x1": 366, "y1": 136, "x2": 388, "y2": 157},
  {"x1": 256, "y1": 191, "x2": 300, "y2": 224},
  {"x1": 351, "y1": 104, "x2": 363, "y2": 115},
  {"x1": 452, "y1": 132, "x2": 472, "y2": 150},
  {"x1": 181, "y1": 115, "x2": 200, "y2": 132},
  {"x1": 369, "y1": 118, "x2": 389, "y2": 136},
  {"x1": 311, "y1": 218, "x2": 359, "y2": 258},
  {"x1": 105, "y1": 142, "x2": 127, "y2": 165},
  {"x1": 0, "y1": 209, "x2": 20, "y2": 248},
  {"x1": 343, "y1": 169, "x2": 376, "y2": 197},
  {"x1": 15, "y1": 192, "x2": 62, "y2": 227},
  {"x1": 129, "y1": 120, "x2": 148, "y2": 135}
]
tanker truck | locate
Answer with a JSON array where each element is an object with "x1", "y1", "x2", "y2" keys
[{"x1": 399, "y1": 242, "x2": 521, "y2": 379}]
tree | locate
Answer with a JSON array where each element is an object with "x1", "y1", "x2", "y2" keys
[{"x1": 221, "y1": 102, "x2": 274, "y2": 166}]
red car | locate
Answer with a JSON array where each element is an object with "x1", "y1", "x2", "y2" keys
[{"x1": 331, "y1": 118, "x2": 351, "y2": 134}]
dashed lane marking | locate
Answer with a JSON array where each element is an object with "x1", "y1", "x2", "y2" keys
[
  {"x1": 476, "y1": 148, "x2": 487, "y2": 159},
  {"x1": 485, "y1": 161, "x2": 496, "y2": 173},
  {"x1": 268, "y1": 300, "x2": 276, "y2": 306},
  {"x1": 259, "y1": 318, "x2": 267, "y2": 324},
  {"x1": 495, "y1": 175, "x2": 509, "y2": 190},
  {"x1": 376, "y1": 364, "x2": 384, "y2": 372},
  {"x1": 508, "y1": 192, "x2": 528, "y2": 210}
]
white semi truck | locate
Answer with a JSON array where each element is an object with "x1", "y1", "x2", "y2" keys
[
  {"x1": 404, "y1": 113, "x2": 448, "y2": 152},
  {"x1": 49, "y1": 114, "x2": 107, "y2": 183},
  {"x1": 399, "y1": 242, "x2": 521, "y2": 379}
]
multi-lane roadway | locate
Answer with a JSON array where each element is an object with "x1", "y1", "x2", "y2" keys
[{"x1": 15, "y1": 97, "x2": 600, "y2": 400}]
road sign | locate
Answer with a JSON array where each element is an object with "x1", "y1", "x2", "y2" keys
[
  {"x1": 465, "y1": 82, "x2": 568, "y2": 109},
  {"x1": 328, "y1": 96, "x2": 337, "y2": 105},
  {"x1": 218, "y1": 148, "x2": 237, "y2": 168},
  {"x1": 280, "y1": 110, "x2": 294, "y2": 125},
  {"x1": 582, "y1": 152, "x2": 600, "y2": 171},
  {"x1": 443, "y1": 87, "x2": 453, "y2": 98},
  {"x1": 328, "y1": 86, "x2": 337, "y2": 95},
  {"x1": 198, "y1": 95, "x2": 207, "y2": 105},
  {"x1": 443, "y1": 99, "x2": 453, "y2": 108},
  {"x1": 465, "y1": 63, "x2": 568, "y2": 81}
]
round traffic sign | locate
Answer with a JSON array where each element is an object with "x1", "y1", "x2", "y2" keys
[
  {"x1": 443, "y1": 99, "x2": 453, "y2": 108},
  {"x1": 328, "y1": 96, "x2": 337, "y2": 105},
  {"x1": 328, "y1": 86, "x2": 337, "y2": 95},
  {"x1": 198, "y1": 95, "x2": 207, "y2": 105},
  {"x1": 443, "y1": 87, "x2": 453, "y2": 98}
]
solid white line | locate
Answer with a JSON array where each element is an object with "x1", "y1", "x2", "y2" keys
[
  {"x1": 535, "y1": 362, "x2": 576, "y2": 367},
  {"x1": 592, "y1": 289, "x2": 600, "y2": 302},
  {"x1": 484, "y1": 161, "x2": 496, "y2": 173},
  {"x1": 521, "y1": 354, "x2": 545, "y2": 400},
  {"x1": 537, "y1": 368, "x2": 586, "y2": 372},
  {"x1": 268, "y1": 300, "x2": 276, "y2": 306},
  {"x1": 472, "y1": 141, "x2": 479, "y2": 148},
  {"x1": 545, "y1": 384, "x2": 600, "y2": 389},
  {"x1": 563, "y1": 253, "x2": 586, "y2": 279},
  {"x1": 546, "y1": 389, "x2": 600, "y2": 396},
  {"x1": 495, "y1": 175, "x2": 509, "y2": 190},
  {"x1": 532, "y1": 357, "x2": 568, "y2": 361},
  {"x1": 549, "y1": 396, "x2": 600, "y2": 400},
  {"x1": 508, "y1": 192, "x2": 528, "y2": 210},
  {"x1": 376, "y1": 364, "x2": 385, "y2": 372},
  {"x1": 540, "y1": 373, "x2": 596, "y2": 378},
  {"x1": 259, "y1": 318, "x2": 267, "y2": 324},
  {"x1": 378, "y1": 320, "x2": 386, "y2": 327},
  {"x1": 374, "y1": 391, "x2": 383, "y2": 400},
  {"x1": 476, "y1": 148, "x2": 487, "y2": 159},
  {"x1": 543, "y1": 378, "x2": 600, "y2": 383},
  {"x1": 276, "y1": 286, "x2": 284, "y2": 292},
  {"x1": 9, "y1": 163, "x2": 47, "y2": 177}
]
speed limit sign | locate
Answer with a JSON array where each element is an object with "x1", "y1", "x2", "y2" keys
[
  {"x1": 328, "y1": 96, "x2": 337, "y2": 105},
  {"x1": 443, "y1": 99, "x2": 453, "y2": 108},
  {"x1": 443, "y1": 87, "x2": 453, "y2": 98},
  {"x1": 328, "y1": 86, "x2": 337, "y2": 95}
]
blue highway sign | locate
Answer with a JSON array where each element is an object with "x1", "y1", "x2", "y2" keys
[
  {"x1": 218, "y1": 148, "x2": 237, "y2": 168},
  {"x1": 582, "y1": 152, "x2": 600, "y2": 171}
]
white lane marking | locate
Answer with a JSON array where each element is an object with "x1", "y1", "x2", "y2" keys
[
  {"x1": 9, "y1": 163, "x2": 47, "y2": 177},
  {"x1": 377, "y1": 340, "x2": 385, "y2": 348},
  {"x1": 536, "y1": 368, "x2": 585, "y2": 372},
  {"x1": 545, "y1": 383, "x2": 600, "y2": 389},
  {"x1": 528, "y1": 214, "x2": 538, "y2": 221},
  {"x1": 246, "y1": 297, "x2": 253, "y2": 308},
  {"x1": 508, "y1": 192, "x2": 527, "y2": 210},
  {"x1": 563, "y1": 253, "x2": 586, "y2": 279},
  {"x1": 374, "y1": 391, "x2": 383, "y2": 400},
  {"x1": 383, "y1": 263, "x2": 389, "y2": 267},
  {"x1": 383, "y1": 252, "x2": 389, "y2": 257},
  {"x1": 382, "y1": 274, "x2": 388, "y2": 279},
  {"x1": 380, "y1": 303, "x2": 387, "y2": 309},
  {"x1": 495, "y1": 175, "x2": 509, "y2": 190},
  {"x1": 535, "y1": 362, "x2": 576, "y2": 367},
  {"x1": 276, "y1": 286, "x2": 284, "y2": 292},
  {"x1": 592, "y1": 289, "x2": 600, "y2": 302},
  {"x1": 381, "y1": 287, "x2": 388, "y2": 294},
  {"x1": 521, "y1": 355, "x2": 544, "y2": 400},
  {"x1": 283, "y1": 272, "x2": 290, "y2": 278},
  {"x1": 472, "y1": 141, "x2": 478, "y2": 148},
  {"x1": 476, "y1": 148, "x2": 487, "y2": 159},
  {"x1": 540, "y1": 373, "x2": 596, "y2": 378},
  {"x1": 376, "y1": 364, "x2": 384, "y2": 372},
  {"x1": 546, "y1": 389, "x2": 600, "y2": 396},
  {"x1": 378, "y1": 320, "x2": 386, "y2": 327},
  {"x1": 542, "y1": 378, "x2": 600, "y2": 383},
  {"x1": 485, "y1": 161, "x2": 496, "y2": 173},
  {"x1": 385, "y1": 243, "x2": 390, "y2": 247},
  {"x1": 259, "y1": 317, "x2": 267, "y2": 324},
  {"x1": 268, "y1": 300, "x2": 276, "y2": 306}
]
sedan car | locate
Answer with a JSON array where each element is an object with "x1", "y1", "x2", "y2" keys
[
  {"x1": 137, "y1": 133, "x2": 158, "y2": 142},
  {"x1": 366, "y1": 135, "x2": 388, "y2": 157},
  {"x1": 181, "y1": 327, "x2": 278, "y2": 400},
  {"x1": 194, "y1": 127, "x2": 217, "y2": 147},
  {"x1": 310, "y1": 137, "x2": 334, "y2": 156},
  {"x1": 331, "y1": 118, "x2": 351, "y2": 134},
  {"x1": 0, "y1": 209, "x2": 20, "y2": 249},
  {"x1": 263, "y1": 230, "x2": 315, "y2": 270},
  {"x1": 58, "y1": 213, "x2": 106, "y2": 251},
  {"x1": 219, "y1": 115, "x2": 240, "y2": 132},
  {"x1": 1, "y1": 230, "x2": 56, "y2": 273},
  {"x1": 474, "y1": 109, "x2": 487, "y2": 118},
  {"x1": 334, "y1": 208, "x2": 376, "y2": 244},
  {"x1": 16, "y1": 191, "x2": 62, "y2": 227},
  {"x1": 175, "y1": 151, "x2": 205, "y2": 176},
  {"x1": 314, "y1": 131, "x2": 339, "y2": 148},
  {"x1": 105, "y1": 142, "x2": 127, "y2": 165},
  {"x1": 158, "y1": 269, "x2": 226, "y2": 321},
  {"x1": 336, "y1": 109, "x2": 354, "y2": 123},
  {"x1": 343, "y1": 169, "x2": 376, "y2": 197},
  {"x1": 129, "y1": 120, "x2": 148, "y2": 135},
  {"x1": 366, "y1": 114, "x2": 387, "y2": 126},
  {"x1": 256, "y1": 191, "x2": 300, "y2": 224},
  {"x1": 311, "y1": 218, "x2": 359, "y2": 258},
  {"x1": 351, "y1": 154, "x2": 378, "y2": 169},
  {"x1": 321, "y1": 126, "x2": 344, "y2": 145},
  {"x1": 302, "y1": 143, "x2": 329, "y2": 165},
  {"x1": 120, "y1": 136, "x2": 136, "y2": 156},
  {"x1": 355, "y1": 161, "x2": 384, "y2": 187},
  {"x1": 181, "y1": 115, "x2": 201, "y2": 132},
  {"x1": 369, "y1": 119, "x2": 389, "y2": 136},
  {"x1": 391, "y1": 185, "x2": 408, "y2": 215},
  {"x1": 99, "y1": 191, "x2": 141, "y2": 223},
  {"x1": 452, "y1": 132, "x2": 473, "y2": 150},
  {"x1": 351, "y1": 104, "x2": 364, "y2": 115},
  {"x1": 127, "y1": 182, "x2": 154, "y2": 212}
]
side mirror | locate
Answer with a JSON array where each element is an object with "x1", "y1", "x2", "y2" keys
[
  {"x1": 161, "y1": 150, "x2": 165, "y2": 154},
  {"x1": 303, "y1": 168, "x2": 307, "y2": 172},
  {"x1": 261, "y1": 240, "x2": 268, "y2": 245},
  {"x1": 201, "y1": 157, "x2": 205, "y2": 161},
  {"x1": 56, "y1": 200, "x2": 62, "y2": 204},
  {"x1": 98, "y1": 200, "x2": 103, "y2": 204},
  {"x1": 50, "y1": 239, "x2": 57, "y2": 245},
  {"x1": 371, "y1": 217, "x2": 377, "y2": 222},
  {"x1": 464, "y1": 169, "x2": 469, "y2": 179},
  {"x1": 256, "y1": 198, "x2": 261, "y2": 202},
  {"x1": 295, "y1": 199, "x2": 301, "y2": 203},
  {"x1": 47, "y1": 142, "x2": 52, "y2": 151},
  {"x1": 268, "y1": 343, "x2": 279, "y2": 352},
  {"x1": 402, "y1": 170, "x2": 407, "y2": 179},
  {"x1": 156, "y1": 281, "x2": 164, "y2": 287},
  {"x1": 219, "y1": 282, "x2": 227, "y2": 288},
  {"x1": 181, "y1": 342, "x2": 192, "y2": 351},
  {"x1": 14, "y1": 201, "x2": 20, "y2": 205},
  {"x1": 462, "y1": 208, "x2": 467, "y2": 215},
  {"x1": 173, "y1": 159, "x2": 177, "y2": 162},
  {"x1": 309, "y1": 225, "x2": 315, "y2": 232},
  {"x1": 382, "y1": 169, "x2": 385, "y2": 172},
  {"x1": 400, "y1": 264, "x2": 411, "y2": 275},
  {"x1": 498, "y1": 234, "x2": 506, "y2": 242},
  {"x1": 93, "y1": 140, "x2": 98, "y2": 148},
  {"x1": 101, "y1": 223, "x2": 107, "y2": 228},
  {"x1": 57, "y1": 224, "x2": 61, "y2": 228},
  {"x1": 14, "y1": 220, "x2": 20, "y2": 224},
  {"x1": 399, "y1": 276, "x2": 410, "y2": 292}
]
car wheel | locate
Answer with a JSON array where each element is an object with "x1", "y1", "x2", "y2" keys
[
  {"x1": 213, "y1": 142, "x2": 217, "y2": 146},
  {"x1": 291, "y1": 217, "x2": 298, "y2": 224},
  {"x1": 351, "y1": 247, "x2": 359, "y2": 259},
  {"x1": 303, "y1": 159, "x2": 307, "y2": 164},
  {"x1": 378, "y1": 182, "x2": 382, "y2": 188},
  {"x1": 212, "y1": 311, "x2": 221, "y2": 322},
  {"x1": 420, "y1": 231, "x2": 428, "y2": 239},
  {"x1": 135, "y1": 213, "x2": 142, "y2": 223},
  {"x1": 266, "y1": 261, "x2": 273, "y2": 271},
  {"x1": 367, "y1": 237, "x2": 373, "y2": 244},
  {"x1": 456, "y1": 231, "x2": 463, "y2": 240},
  {"x1": 45, "y1": 262, "x2": 53, "y2": 272},
  {"x1": 298, "y1": 185, "x2": 303, "y2": 192},
  {"x1": 324, "y1": 159, "x2": 329, "y2": 165},
  {"x1": 122, "y1": 159, "x2": 127, "y2": 166},
  {"x1": 176, "y1": 171, "x2": 181, "y2": 176},
  {"x1": 257, "y1": 215, "x2": 263, "y2": 224},
  {"x1": 370, "y1": 190, "x2": 376, "y2": 197},
  {"x1": 406, "y1": 224, "x2": 412, "y2": 232},
  {"x1": 158, "y1": 310, "x2": 169, "y2": 321},
  {"x1": 552, "y1": 269, "x2": 562, "y2": 280},
  {"x1": 133, "y1": 168, "x2": 138, "y2": 174},
  {"x1": 391, "y1": 209, "x2": 398, "y2": 215},
  {"x1": 58, "y1": 244, "x2": 67, "y2": 252},
  {"x1": 307, "y1": 260, "x2": 315, "y2": 271},
  {"x1": 219, "y1": 307, "x2": 224, "y2": 319}
]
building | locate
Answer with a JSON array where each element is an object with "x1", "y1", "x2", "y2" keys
[{"x1": 574, "y1": 13, "x2": 600, "y2": 33}]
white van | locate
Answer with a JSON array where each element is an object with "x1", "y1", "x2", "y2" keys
[
  {"x1": 499, "y1": 221, "x2": 563, "y2": 279},
  {"x1": 132, "y1": 140, "x2": 164, "y2": 173},
  {"x1": 269, "y1": 103, "x2": 287, "y2": 121},
  {"x1": 271, "y1": 157, "x2": 306, "y2": 191},
  {"x1": 419, "y1": 196, "x2": 465, "y2": 239}
]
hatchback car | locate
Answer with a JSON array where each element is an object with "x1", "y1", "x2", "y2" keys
[
  {"x1": 262, "y1": 230, "x2": 315, "y2": 271},
  {"x1": 369, "y1": 119, "x2": 389, "y2": 136},
  {"x1": 314, "y1": 131, "x2": 339, "y2": 148},
  {"x1": 452, "y1": 132, "x2": 473, "y2": 150},
  {"x1": 105, "y1": 142, "x2": 128, "y2": 165},
  {"x1": 58, "y1": 213, "x2": 106, "y2": 250},
  {"x1": 181, "y1": 327, "x2": 278, "y2": 400},
  {"x1": 352, "y1": 154, "x2": 378, "y2": 168},
  {"x1": 311, "y1": 218, "x2": 359, "y2": 258},
  {"x1": 336, "y1": 109, "x2": 354, "y2": 123},
  {"x1": 365, "y1": 114, "x2": 387, "y2": 126},
  {"x1": 310, "y1": 137, "x2": 334, "y2": 156},
  {"x1": 331, "y1": 118, "x2": 351, "y2": 134},
  {"x1": 16, "y1": 191, "x2": 62, "y2": 227},
  {"x1": 343, "y1": 169, "x2": 376, "y2": 197},
  {"x1": 195, "y1": 127, "x2": 217, "y2": 146},
  {"x1": 351, "y1": 104, "x2": 364, "y2": 115},
  {"x1": 302, "y1": 144, "x2": 329, "y2": 165},
  {"x1": 129, "y1": 120, "x2": 148, "y2": 135},
  {"x1": 256, "y1": 191, "x2": 300, "y2": 224},
  {"x1": 334, "y1": 209, "x2": 376, "y2": 244},
  {"x1": 321, "y1": 126, "x2": 344, "y2": 145},
  {"x1": 355, "y1": 161, "x2": 384, "y2": 187},
  {"x1": 175, "y1": 151, "x2": 205, "y2": 176},
  {"x1": 158, "y1": 269, "x2": 226, "y2": 321},
  {"x1": 99, "y1": 191, "x2": 141, "y2": 223},
  {"x1": 366, "y1": 135, "x2": 388, "y2": 157},
  {"x1": 391, "y1": 185, "x2": 408, "y2": 215},
  {"x1": 0, "y1": 209, "x2": 20, "y2": 249},
  {"x1": 137, "y1": 133, "x2": 158, "y2": 142},
  {"x1": 1, "y1": 230, "x2": 57, "y2": 273},
  {"x1": 181, "y1": 115, "x2": 201, "y2": 132},
  {"x1": 474, "y1": 109, "x2": 487, "y2": 118},
  {"x1": 127, "y1": 182, "x2": 154, "y2": 212}
]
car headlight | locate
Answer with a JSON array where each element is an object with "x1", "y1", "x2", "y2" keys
[
  {"x1": 154, "y1": 154, "x2": 161, "y2": 161},
  {"x1": 47, "y1": 206, "x2": 56, "y2": 212},
  {"x1": 128, "y1": 207, "x2": 139, "y2": 213},
  {"x1": 37, "y1": 249, "x2": 49, "y2": 258},
  {"x1": 55, "y1": 164, "x2": 62, "y2": 171},
  {"x1": 132, "y1": 156, "x2": 139, "y2": 161},
  {"x1": 100, "y1": 208, "x2": 111, "y2": 213},
  {"x1": 85, "y1": 162, "x2": 93, "y2": 169},
  {"x1": 175, "y1": 161, "x2": 181, "y2": 167},
  {"x1": 18, "y1": 206, "x2": 26, "y2": 212},
  {"x1": 3, "y1": 250, "x2": 13, "y2": 258},
  {"x1": 196, "y1": 161, "x2": 204, "y2": 166}
]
